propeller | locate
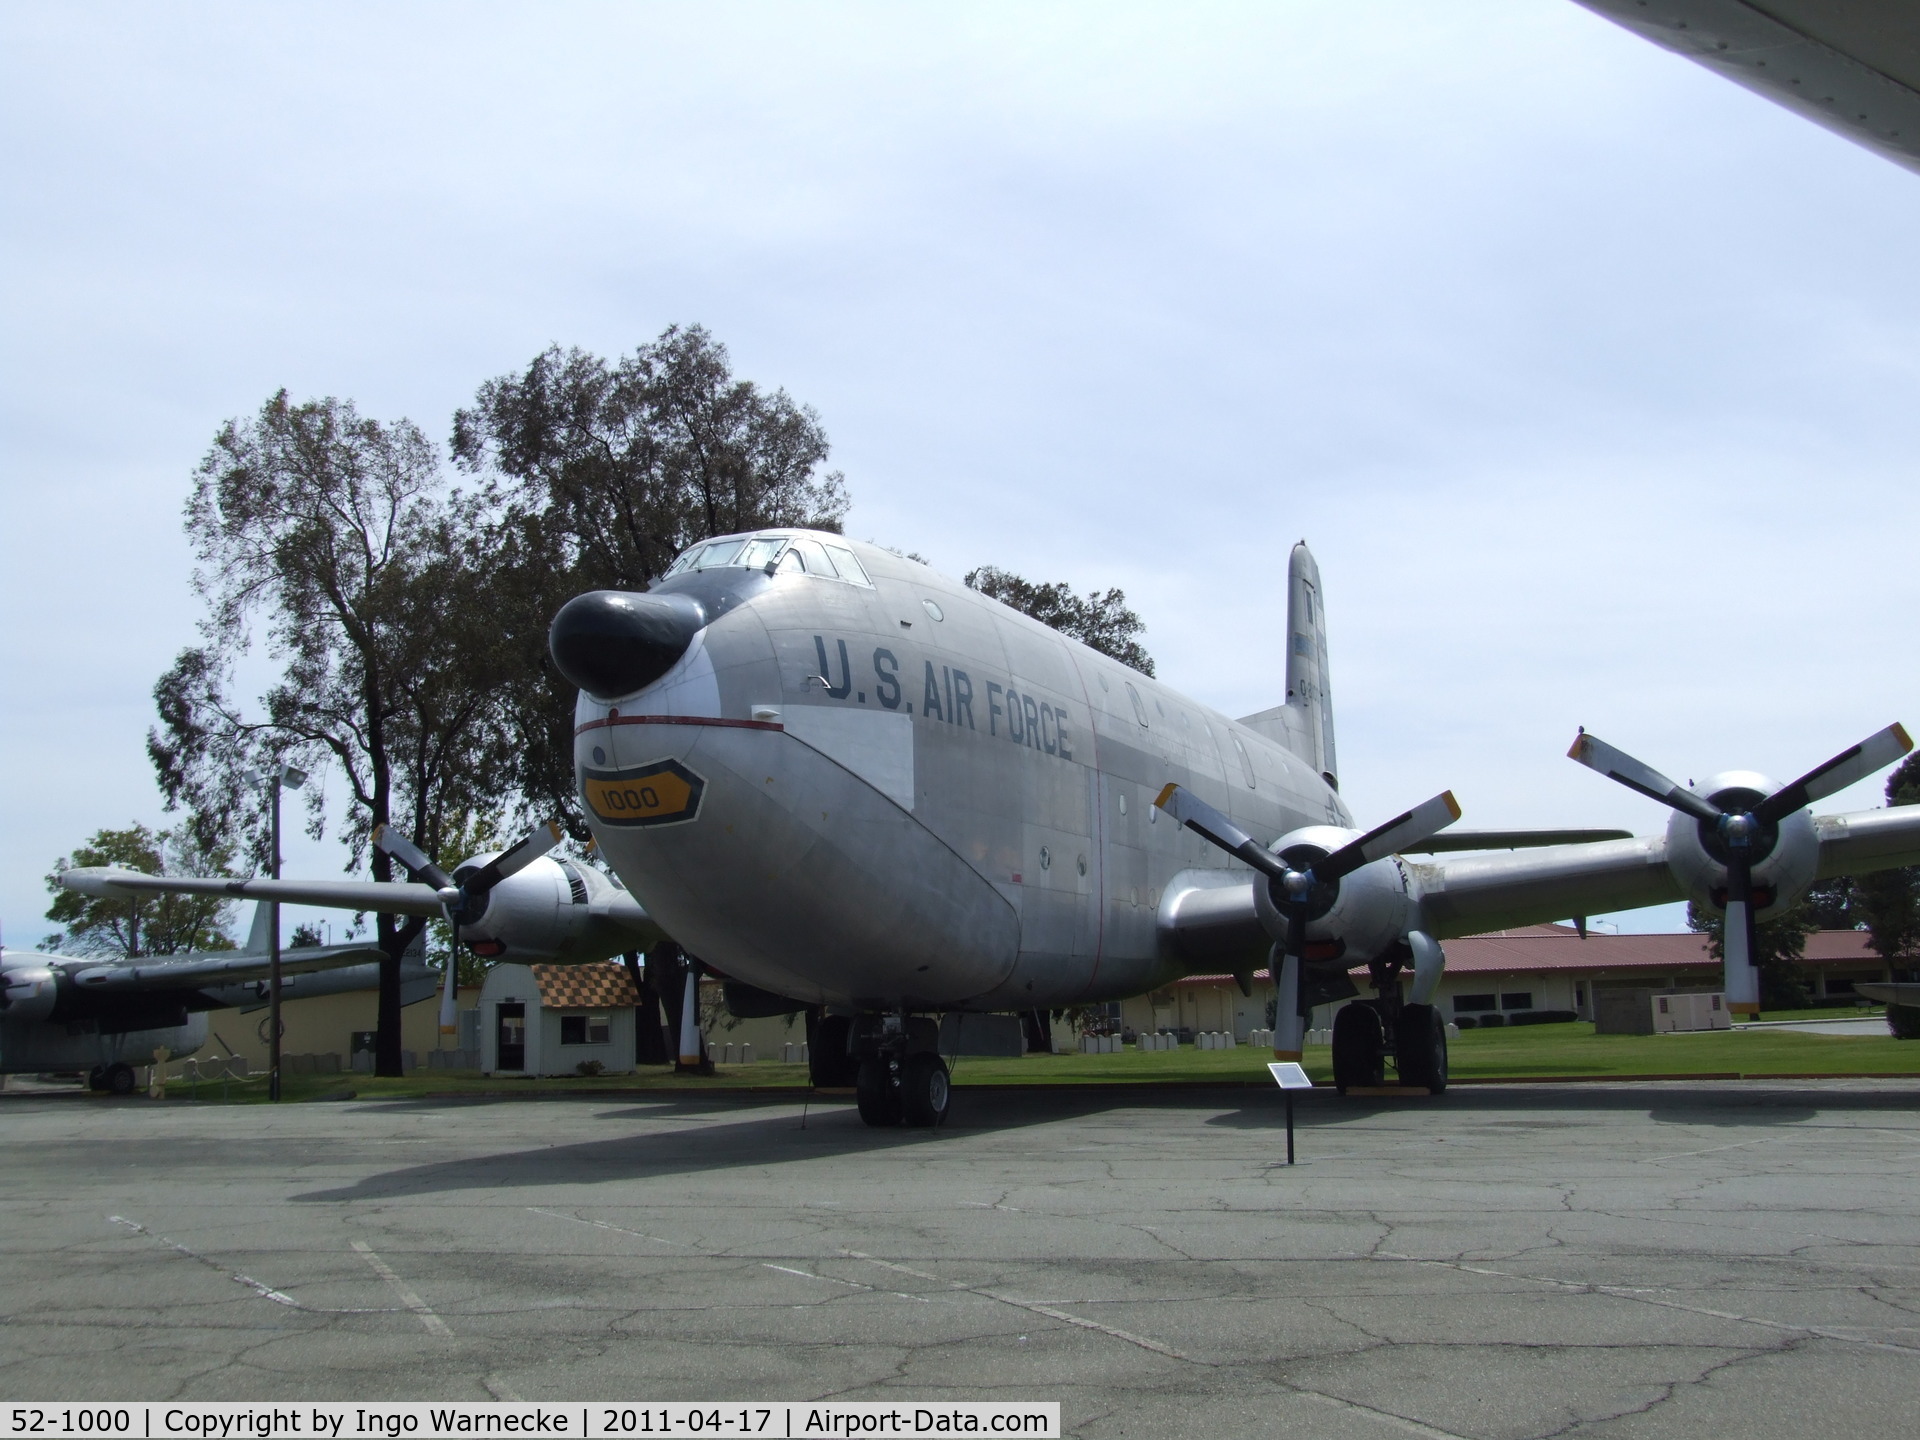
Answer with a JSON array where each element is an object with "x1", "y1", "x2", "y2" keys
[
  {"x1": 1569, "y1": 723, "x2": 1911, "y2": 1015},
  {"x1": 371, "y1": 821, "x2": 564, "y2": 1035},
  {"x1": 1154, "y1": 783, "x2": 1461, "y2": 1045}
]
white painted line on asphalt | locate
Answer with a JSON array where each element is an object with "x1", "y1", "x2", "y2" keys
[
  {"x1": 352, "y1": 1241, "x2": 453, "y2": 1336},
  {"x1": 1294, "y1": 1390, "x2": 1476, "y2": 1440},
  {"x1": 1378, "y1": 1252, "x2": 1920, "y2": 1356},
  {"x1": 110, "y1": 1216, "x2": 395, "y2": 1315},
  {"x1": 842, "y1": 1250, "x2": 1202, "y2": 1364},
  {"x1": 529, "y1": 1207, "x2": 688, "y2": 1246}
]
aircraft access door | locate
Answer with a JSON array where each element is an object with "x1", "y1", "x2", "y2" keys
[{"x1": 496, "y1": 1003, "x2": 526, "y2": 1071}]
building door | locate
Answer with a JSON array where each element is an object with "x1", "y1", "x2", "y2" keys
[{"x1": 497, "y1": 1003, "x2": 526, "y2": 1071}]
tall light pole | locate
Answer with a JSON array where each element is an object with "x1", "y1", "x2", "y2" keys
[{"x1": 267, "y1": 763, "x2": 307, "y2": 1102}]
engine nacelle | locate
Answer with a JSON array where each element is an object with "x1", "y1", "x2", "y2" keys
[
  {"x1": 1252, "y1": 825, "x2": 1413, "y2": 963},
  {"x1": 0, "y1": 962, "x2": 58, "y2": 1024},
  {"x1": 1664, "y1": 769, "x2": 1820, "y2": 920},
  {"x1": 456, "y1": 855, "x2": 659, "y2": 963}
]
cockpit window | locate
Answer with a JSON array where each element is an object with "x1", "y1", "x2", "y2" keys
[
  {"x1": 822, "y1": 544, "x2": 870, "y2": 585},
  {"x1": 737, "y1": 536, "x2": 787, "y2": 569},
  {"x1": 665, "y1": 531, "x2": 872, "y2": 586}
]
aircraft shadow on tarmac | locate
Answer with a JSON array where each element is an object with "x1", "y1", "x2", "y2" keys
[
  {"x1": 1199, "y1": 1083, "x2": 1920, "y2": 1132},
  {"x1": 291, "y1": 1082, "x2": 1918, "y2": 1203}
]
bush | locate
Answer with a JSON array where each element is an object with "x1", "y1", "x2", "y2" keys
[
  {"x1": 1889, "y1": 1003, "x2": 1920, "y2": 1040},
  {"x1": 575, "y1": 1060, "x2": 605, "y2": 1077},
  {"x1": 1476, "y1": 1013, "x2": 1506, "y2": 1028},
  {"x1": 1452, "y1": 1015, "x2": 1477, "y2": 1030},
  {"x1": 1509, "y1": 1010, "x2": 1579, "y2": 1026}
]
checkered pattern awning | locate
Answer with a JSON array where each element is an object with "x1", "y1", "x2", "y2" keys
[{"x1": 531, "y1": 962, "x2": 640, "y2": 1010}]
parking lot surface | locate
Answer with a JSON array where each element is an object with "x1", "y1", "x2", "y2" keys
[{"x1": 2, "y1": 1079, "x2": 1916, "y2": 1438}]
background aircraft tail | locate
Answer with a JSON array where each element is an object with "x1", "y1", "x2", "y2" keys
[{"x1": 1237, "y1": 540, "x2": 1339, "y2": 792}]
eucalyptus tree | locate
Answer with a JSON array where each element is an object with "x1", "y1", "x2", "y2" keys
[
  {"x1": 452, "y1": 324, "x2": 850, "y2": 826},
  {"x1": 149, "y1": 391, "x2": 513, "y2": 1075},
  {"x1": 963, "y1": 566, "x2": 1155, "y2": 676}
]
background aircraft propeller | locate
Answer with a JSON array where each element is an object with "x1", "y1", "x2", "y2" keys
[
  {"x1": 1569, "y1": 723, "x2": 1911, "y2": 1014},
  {"x1": 371, "y1": 821, "x2": 564, "y2": 1035}
]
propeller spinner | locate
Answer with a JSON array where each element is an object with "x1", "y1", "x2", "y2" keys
[
  {"x1": 372, "y1": 821, "x2": 564, "y2": 1035},
  {"x1": 1569, "y1": 723, "x2": 1911, "y2": 1015}
]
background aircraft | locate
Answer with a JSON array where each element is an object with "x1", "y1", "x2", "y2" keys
[{"x1": 0, "y1": 901, "x2": 432, "y2": 1094}]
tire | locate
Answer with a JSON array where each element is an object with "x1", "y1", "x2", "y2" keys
[
  {"x1": 1395, "y1": 1004, "x2": 1448, "y2": 1095},
  {"x1": 1331, "y1": 1004, "x2": 1384, "y2": 1094},
  {"x1": 809, "y1": 1013, "x2": 859, "y2": 1088},
  {"x1": 855, "y1": 1057, "x2": 901, "y2": 1127},
  {"x1": 901, "y1": 1053, "x2": 950, "y2": 1128},
  {"x1": 104, "y1": 1063, "x2": 137, "y2": 1097}
]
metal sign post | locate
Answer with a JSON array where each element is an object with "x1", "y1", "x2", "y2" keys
[{"x1": 1267, "y1": 1061, "x2": 1314, "y2": 1165}]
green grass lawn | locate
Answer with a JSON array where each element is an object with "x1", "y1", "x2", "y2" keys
[{"x1": 134, "y1": 1018, "x2": 1920, "y2": 1104}]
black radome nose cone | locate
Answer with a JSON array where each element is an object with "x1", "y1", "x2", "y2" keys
[{"x1": 549, "y1": 590, "x2": 706, "y2": 699}]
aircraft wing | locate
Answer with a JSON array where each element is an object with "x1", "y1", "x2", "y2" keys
[
  {"x1": 1160, "y1": 804, "x2": 1920, "y2": 961},
  {"x1": 59, "y1": 866, "x2": 446, "y2": 918},
  {"x1": 1576, "y1": 0, "x2": 1920, "y2": 177},
  {"x1": 60, "y1": 942, "x2": 396, "y2": 993}
]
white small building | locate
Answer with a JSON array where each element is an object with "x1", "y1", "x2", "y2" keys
[{"x1": 479, "y1": 962, "x2": 638, "y2": 1076}]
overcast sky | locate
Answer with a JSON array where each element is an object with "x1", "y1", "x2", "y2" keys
[{"x1": 4, "y1": 1, "x2": 1917, "y2": 950}]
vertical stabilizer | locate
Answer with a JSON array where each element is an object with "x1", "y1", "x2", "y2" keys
[
  {"x1": 1285, "y1": 542, "x2": 1337, "y2": 790},
  {"x1": 1235, "y1": 541, "x2": 1340, "y2": 792},
  {"x1": 245, "y1": 900, "x2": 274, "y2": 956}
]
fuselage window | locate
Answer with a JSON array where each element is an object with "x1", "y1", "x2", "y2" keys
[
  {"x1": 1231, "y1": 733, "x2": 1256, "y2": 789},
  {"x1": 1125, "y1": 682, "x2": 1150, "y2": 728}
]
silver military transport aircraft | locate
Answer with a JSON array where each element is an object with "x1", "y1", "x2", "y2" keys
[{"x1": 536, "y1": 530, "x2": 1920, "y2": 1125}]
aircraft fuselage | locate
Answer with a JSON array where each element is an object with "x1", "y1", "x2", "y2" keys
[{"x1": 572, "y1": 533, "x2": 1350, "y2": 1012}]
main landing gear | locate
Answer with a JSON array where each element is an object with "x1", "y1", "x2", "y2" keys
[
  {"x1": 1330, "y1": 949, "x2": 1448, "y2": 1096},
  {"x1": 826, "y1": 1012, "x2": 951, "y2": 1129},
  {"x1": 87, "y1": 1063, "x2": 136, "y2": 1096}
]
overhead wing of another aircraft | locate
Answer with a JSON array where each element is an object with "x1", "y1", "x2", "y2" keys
[
  {"x1": 59, "y1": 866, "x2": 447, "y2": 917},
  {"x1": 57, "y1": 941, "x2": 391, "y2": 993},
  {"x1": 1576, "y1": 0, "x2": 1920, "y2": 176}
]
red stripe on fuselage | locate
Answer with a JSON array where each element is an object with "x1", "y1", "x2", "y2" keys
[{"x1": 575, "y1": 714, "x2": 786, "y2": 736}]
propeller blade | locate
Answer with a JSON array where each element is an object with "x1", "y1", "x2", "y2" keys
[
  {"x1": 371, "y1": 824, "x2": 457, "y2": 892},
  {"x1": 1722, "y1": 852, "x2": 1760, "y2": 1015},
  {"x1": 1754, "y1": 723, "x2": 1914, "y2": 824},
  {"x1": 461, "y1": 822, "x2": 565, "y2": 897},
  {"x1": 1567, "y1": 730, "x2": 1724, "y2": 826},
  {"x1": 1314, "y1": 791, "x2": 1463, "y2": 884},
  {"x1": 1153, "y1": 784, "x2": 1291, "y2": 882},
  {"x1": 438, "y1": 951, "x2": 459, "y2": 1036}
]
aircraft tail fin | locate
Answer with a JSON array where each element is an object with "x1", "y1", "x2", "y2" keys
[
  {"x1": 1236, "y1": 540, "x2": 1339, "y2": 791},
  {"x1": 245, "y1": 900, "x2": 273, "y2": 956}
]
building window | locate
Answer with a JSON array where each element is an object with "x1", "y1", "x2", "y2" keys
[
  {"x1": 561, "y1": 1014, "x2": 611, "y2": 1045},
  {"x1": 1453, "y1": 994, "x2": 1497, "y2": 1013},
  {"x1": 1574, "y1": 984, "x2": 1585, "y2": 1008},
  {"x1": 1500, "y1": 992, "x2": 1533, "y2": 1011}
]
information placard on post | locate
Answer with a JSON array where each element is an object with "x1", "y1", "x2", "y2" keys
[{"x1": 1268, "y1": 1061, "x2": 1313, "y2": 1165}]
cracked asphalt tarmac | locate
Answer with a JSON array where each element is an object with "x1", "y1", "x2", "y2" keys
[{"x1": 3, "y1": 1079, "x2": 1916, "y2": 1438}]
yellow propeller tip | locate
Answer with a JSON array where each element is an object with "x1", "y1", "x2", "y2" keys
[{"x1": 1154, "y1": 783, "x2": 1180, "y2": 809}]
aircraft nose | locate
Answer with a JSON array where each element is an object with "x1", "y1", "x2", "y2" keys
[{"x1": 549, "y1": 590, "x2": 706, "y2": 699}]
